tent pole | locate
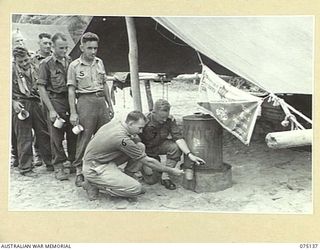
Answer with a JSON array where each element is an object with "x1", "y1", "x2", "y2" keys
[
  {"x1": 143, "y1": 80, "x2": 154, "y2": 111},
  {"x1": 125, "y1": 17, "x2": 142, "y2": 112}
]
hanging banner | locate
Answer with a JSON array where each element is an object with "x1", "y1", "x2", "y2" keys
[{"x1": 198, "y1": 65, "x2": 263, "y2": 145}]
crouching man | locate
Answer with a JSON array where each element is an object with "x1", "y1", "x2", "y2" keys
[
  {"x1": 82, "y1": 111, "x2": 184, "y2": 200},
  {"x1": 140, "y1": 99, "x2": 205, "y2": 190}
]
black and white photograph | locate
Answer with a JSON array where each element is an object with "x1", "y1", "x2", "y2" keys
[{"x1": 9, "y1": 14, "x2": 313, "y2": 213}]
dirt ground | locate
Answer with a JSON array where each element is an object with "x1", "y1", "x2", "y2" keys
[{"x1": 9, "y1": 82, "x2": 312, "y2": 213}]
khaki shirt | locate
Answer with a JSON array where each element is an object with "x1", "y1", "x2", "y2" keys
[
  {"x1": 140, "y1": 112, "x2": 183, "y2": 149},
  {"x1": 12, "y1": 62, "x2": 40, "y2": 101},
  {"x1": 37, "y1": 54, "x2": 71, "y2": 94},
  {"x1": 67, "y1": 56, "x2": 107, "y2": 93},
  {"x1": 84, "y1": 120, "x2": 146, "y2": 165},
  {"x1": 31, "y1": 50, "x2": 52, "y2": 70}
]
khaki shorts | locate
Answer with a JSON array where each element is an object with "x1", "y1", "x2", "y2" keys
[{"x1": 83, "y1": 160, "x2": 142, "y2": 198}]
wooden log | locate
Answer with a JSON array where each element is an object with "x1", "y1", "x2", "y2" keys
[
  {"x1": 125, "y1": 17, "x2": 142, "y2": 112},
  {"x1": 143, "y1": 80, "x2": 154, "y2": 111},
  {"x1": 265, "y1": 129, "x2": 312, "y2": 149}
]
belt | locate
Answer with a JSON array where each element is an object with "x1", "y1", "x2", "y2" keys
[
  {"x1": 49, "y1": 91, "x2": 68, "y2": 98},
  {"x1": 15, "y1": 96, "x2": 40, "y2": 102},
  {"x1": 77, "y1": 91, "x2": 105, "y2": 98}
]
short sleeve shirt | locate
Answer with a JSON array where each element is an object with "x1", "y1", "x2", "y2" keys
[
  {"x1": 67, "y1": 56, "x2": 107, "y2": 93},
  {"x1": 140, "y1": 112, "x2": 183, "y2": 149},
  {"x1": 31, "y1": 50, "x2": 52, "y2": 70},
  {"x1": 12, "y1": 62, "x2": 40, "y2": 100},
  {"x1": 84, "y1": 120, "x2": 146, "y2": 165},
  {"x1": 37, "y1": 54, "x2": 72, "y2": 94}
]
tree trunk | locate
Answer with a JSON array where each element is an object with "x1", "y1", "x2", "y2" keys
[{"x1": 265, "y1": 129, "x2": 312, "y2": 149}]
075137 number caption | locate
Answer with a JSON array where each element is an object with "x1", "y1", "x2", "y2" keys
[{"x1": 300, "y1": 244, "x2": 319, "y2": 248}]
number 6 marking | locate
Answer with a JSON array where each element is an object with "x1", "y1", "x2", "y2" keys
[{"x1": 122, "y1": 139, "x2": 127, "y2": 146}]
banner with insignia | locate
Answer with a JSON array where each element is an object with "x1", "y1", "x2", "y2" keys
[{"x1": 198, "y1": 65, "x2": 263, "y2": 145}]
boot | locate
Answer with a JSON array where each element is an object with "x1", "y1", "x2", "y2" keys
[
  {"x1": 62, "y1": 160, "x2": 72, "y2": 174},
  {"x1": 46, "y1": 164, "x2": 54, "y2": 172},
  {"x1": 75, "y1": 174, "x2": 84, "y2": 187},
  {"x1": 55, "y1": 169, "x2": 69, "y2": 181},
  {"x1": 82, "y1": 180, "x2": 99, "y2": 201},
  {"x1": 161, "y1": 158, "x2": 178, "y2": 190},
  {"x1": 11, "y1": 155, "x2": 19, "y2": 168},
  {"x1": 21, "y1": 170, "x2": 38, "y2": 178},
  {"x1": 54, "y1": 163, "x2": 69, "y2": 181},
  {"x1": 161, "y1": 158, "x2": 178, "y2": 180}
]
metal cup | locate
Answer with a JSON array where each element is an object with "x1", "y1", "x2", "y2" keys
[
  {"x1": 53, "y1": 117, "x2": 65, "y2": 128},
  {"x1": 185, "y1": 168, "x2": 194, "y2": 180},
  {"x1": 17, "y1": 109, "x2": 29, "y2": 120},
  {"x1": 72, "y1": 124, "x2": 84, "y2": 135}
]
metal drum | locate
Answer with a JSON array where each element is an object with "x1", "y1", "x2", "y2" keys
[
  {"x1": 182, "y1": 113, "x2": 232, "y2": 193},
  {"x1": 183, "y1": 113, "x2": 223, "y2": 169}
]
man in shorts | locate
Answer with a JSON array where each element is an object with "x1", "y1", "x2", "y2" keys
[
  {"x1": 140, "y1": 99, "x2": 205, "y2": 190},
  {"x1": 82, "y1": 111, "x2": 184, "y2": 200}
]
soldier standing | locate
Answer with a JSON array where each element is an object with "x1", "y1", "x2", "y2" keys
[
  {"x1": 67, "y1": 32, "x2": 114, "y2": 187},
  {"x1": 12, "y1": 47, "x2": 52, "y2": 176},
  {"x1": 37, "y1": 33, "x2": 77, "y2": 180},
  {"x1": 32, "y1": 33, "x2": 52, "y2": 69},
  {"x1": 31, "y1": 32, "x2": 53, "y2": 167}
]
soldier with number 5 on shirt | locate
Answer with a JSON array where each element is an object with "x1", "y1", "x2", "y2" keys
[{"x1": 67, "y1": 32, "x2": 114, "y2": 187}]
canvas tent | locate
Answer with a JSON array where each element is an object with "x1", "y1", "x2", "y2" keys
[
  {"x1": 154, "y1": 16, "x2": 313, "y2": 95},
  {"x1": 70, "y1": 16, "x2": 313, "y2": 95},
  {"x1": 12, "y1": 23, "x2": 75, "y2": 54},
  {"x1": 70, "y1": 17, "x2": 236, "y2": 77},
  {"x1": 69, "y1": 16, "x2": 313, "y2": 146}
]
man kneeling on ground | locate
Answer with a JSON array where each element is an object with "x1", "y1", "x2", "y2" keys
[{"x1": 82, "y1": 111, "x2": 184, "y2": 200}]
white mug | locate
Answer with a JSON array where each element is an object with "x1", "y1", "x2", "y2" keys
[
  {"x1": 53, "y1": 117, "x2": 66, "y2": 128},
  {"x1": 17, "y1": 109, "x2": 29, "y2": 120},
  {"x1": 72, "y1": 124, "x2": 84, "y2": 135}
]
